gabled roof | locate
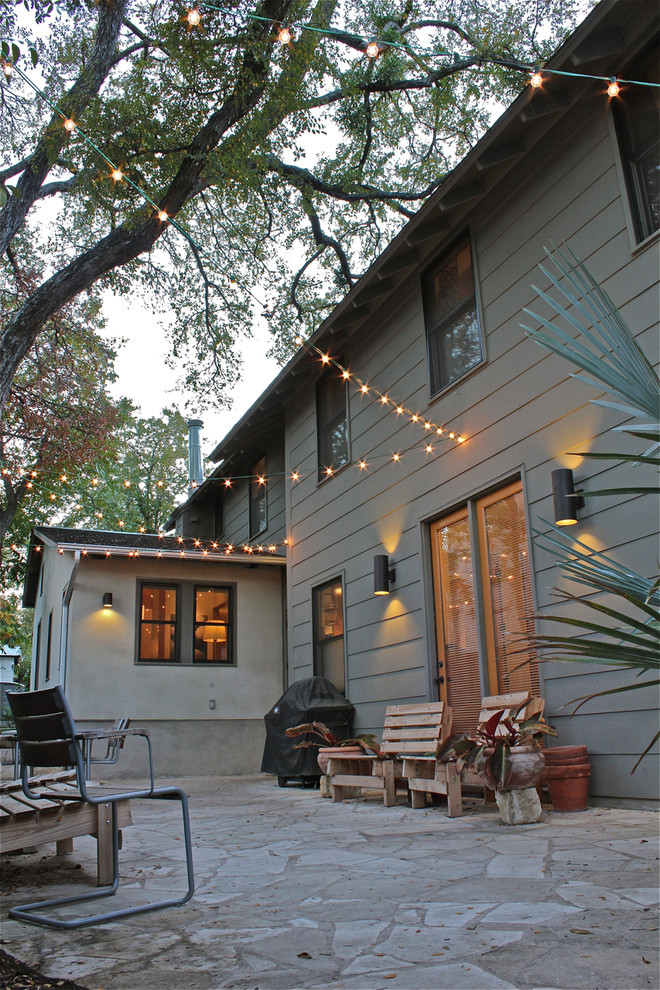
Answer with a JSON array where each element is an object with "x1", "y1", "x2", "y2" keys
[
  {"x1": 204, "y1": 0, "x2": 649, "y2": 470},
  {"x1": 22, "y1": 526, "x2": 286, "y2": 607}
]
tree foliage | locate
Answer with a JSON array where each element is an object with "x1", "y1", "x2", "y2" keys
[
  {"x1": 1, "y1": 0, "x2": 593, "y2": 413},
  {"x1": 59, "y1": 405, "x2": 189, "y2": 534}
]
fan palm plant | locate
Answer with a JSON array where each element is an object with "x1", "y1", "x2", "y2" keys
[{"x1": 521, "y1": 244, "x2": 659, "y2": 770}]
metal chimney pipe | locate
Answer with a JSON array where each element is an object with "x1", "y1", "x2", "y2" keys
[{"x1": 187, "y1": 418, "x2": 204, "y2": 497}]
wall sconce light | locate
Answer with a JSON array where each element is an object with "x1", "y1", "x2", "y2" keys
[
  {"x1": 102, "y1": 592, "x2": 113, "y2": 608},
  {"x1": 374, "y1": 554, "x2": 396, "y2": 595},
  {"x1": 551, "y1": 468, "x2": 585, "y2": 526}
]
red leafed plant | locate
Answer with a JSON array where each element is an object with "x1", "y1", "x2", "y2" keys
[
  {"x1": 436, "y1": 703, "x2": 557, "y2": 790},
  {"x1": 285, "y1": 721, "x2": 382, "y2": 757}
]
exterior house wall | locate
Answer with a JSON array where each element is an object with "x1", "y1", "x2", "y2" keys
[
  {"x1": 30, "y1": 544, "x2": 285, "y2": 776},
  {"x1": 282, "y1": 89, "x2": 659, "y2": 804}
]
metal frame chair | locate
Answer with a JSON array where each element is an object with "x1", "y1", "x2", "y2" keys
[{"x1": 7, "y1": 686, "x2": 194, "y2": 929}]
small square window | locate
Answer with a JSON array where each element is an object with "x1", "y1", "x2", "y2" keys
[{"x1": 424, "y1": 235, "x2": 483, "y2": 394}]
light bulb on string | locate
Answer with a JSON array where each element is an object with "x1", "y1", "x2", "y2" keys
[
  {"x1": 157, "y1": 210, "x2": 168, "y2": 222},
  {"x1": 365, "y1": 41, "x2": 381, "y2": 58},
  {"x1": 530, "y1": 69, "x2": 543, "y2": 88},
  {"x1": 186, "y1": 8, "x2": 201, "y2": 27},
  {"x1": 63, "y1": 118, "x2": 76, "y2": 132},
  {"x1": 111, "y1": 167, "x2": 124, "y2": 182},
  {"x1": 278, "y1": 24, "x2": 292, "y2": 45},
  {"x1": 607, "y1": 77, "x2": 620, "y2": 97},
  {"x1": 3, "y1": 62, "x2": 12, "y2": 78}
]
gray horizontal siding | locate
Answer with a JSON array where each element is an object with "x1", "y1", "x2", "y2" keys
[{"x1": 281, "y1": 85, "x2": 658, "y2": 802}]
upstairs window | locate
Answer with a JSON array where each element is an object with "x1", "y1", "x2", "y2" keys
[
  {"x1": 317, "y1": 363, "x2": 349, "y2": 480},
  {"x1": 424, "y1": 235, "x2": 484, "y2": 395},
  {"x1": 249, "y1": 455, "x2": 267, "y2": 537},
  {"x1": 613, "y1": 44, "x2": 659, "y2": 242}
]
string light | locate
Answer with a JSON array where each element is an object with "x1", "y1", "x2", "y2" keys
[
  {"x1": 530, "y1": 70, "x2": 543, "y2": 88},
  {"x1": 365, "y1": 41, "x2": 380, "y2": 58},
  {"x1": 111, "y1": 167, "x2": 125, "y2": 182},
  {"x1": 63, "y1": 118, "x2": 76, "y2": 132},
  {"x1": 186, "y1": 8, "x2": 201, "y2": 27},
  {"x1": 607, "y1": 77, "x2": 620, "y2": 97},
  {"x1": 157, "y1": 210, "x2": 168, "y2": 222},
  {"x1": 3, "y1": 62, "x2": 12, "y2": 78},
  {"x1": 278, "y1": 24, "x2": 292, "y2": 45}
]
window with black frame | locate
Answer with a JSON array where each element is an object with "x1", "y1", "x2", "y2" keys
[
  {"x1": 613, "y1": 43, "x2": 659, "y2": 242},
  {"x1": 249, "y1": 454, "x2": 267, "y2": 537},
  {"x1": 312, "y1": 578, "x2": 345, "y2": 692},
  {"x1": 139, "y1": 584, "x2": 178, "y2": 661},
  {"x1": 193, "y1": 586, "x2": 233, "y2": 663},
  {"x1": 424, "y1": 234, "x2": 484, "y2": 395},
  {"x1": 317, "y1": 363, "x2": 349, "y2": 480}
]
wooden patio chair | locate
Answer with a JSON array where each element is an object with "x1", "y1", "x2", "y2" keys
[
  {"x1": 328, "y1": 701, "x2": 461, "y2": 816},
  {"x1": 6, "y1": 686, "x2": 194, "y2": 930}
]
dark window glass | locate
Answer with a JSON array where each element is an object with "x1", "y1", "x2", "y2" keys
[
  {"x1": 139, "y1": 585, "x2": 178, "y2": 661},
  {"x1": 45, "y1": 611, "x2": 53, "y2": 681},
  {"x1": 214, "y1": 496, "x2": 224, "y2": 540},
  {"x1": 249, "y1": 455, "x2": 267, "y2": 537},
  {"x1": 33, "y1": 621, "x2": 41, "y2": 688},
  {"x1": 317, "y1": 366, "x2": 349, "y2": 480},
  {"x1": 193, "y1": 586, "x2": 233, "y2": 663},
  {"x1": 424, "y1": 236, "x2": 483, "y2": 394},
  {"x1": 312, "y1": 578, "x2": 345, "y2": 692},
  {"x1": 614, "y1": 44, "x2": 659, "y2": 241}
]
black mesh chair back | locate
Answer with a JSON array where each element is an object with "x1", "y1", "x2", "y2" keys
[{"x1": 7, "y1": 685, "x2": 194, "y2": 929}]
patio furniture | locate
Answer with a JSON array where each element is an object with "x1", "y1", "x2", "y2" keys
[
  {"x1": 6, "y1": 686, "x2": 194, "y2": 929},
  {"x1": 328, "y1": 701, "x2": 460, "y2": 815},
  {"x1": 80, "y1": 717, "x2": 131, "y2": 779},
  {"x1": 0, "y1": 769, "x2": 132, "y2": 885}
]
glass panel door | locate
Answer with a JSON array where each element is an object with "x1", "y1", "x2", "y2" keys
[
  {"x1": 477, "y1": 482, "x2": 539, "y2": 696},
  {"x1": 430, "y1": 479, "x2": 539, "y2": 732},
  {"x1": 430, "y1": 508, "x2": 483, "y2": 733}
]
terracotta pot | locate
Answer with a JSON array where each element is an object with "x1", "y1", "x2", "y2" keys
[
  {"x1": 543, "y1": 745, "x2": 588, "y2": 762},
  {"x1": 479, "y1": 745, "x2": 545, "y2": 792},
  {"x1": 317, "y1": 746, "x2": 363, "y2": 775},
  {"x1": 543, "y1": 754, "x2": 590, "y2": 767},
  {"x1": 544, "y1": 765, "x2": 590, "y2": 812}
]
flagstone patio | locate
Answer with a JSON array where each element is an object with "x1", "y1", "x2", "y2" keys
[{"x1": 1, "y1": 774, "x2": 658, "y2": 990}]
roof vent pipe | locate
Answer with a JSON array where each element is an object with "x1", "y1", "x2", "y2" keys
[{"x1": 187, "y1": 418, "x2": 204, "y2": 497}]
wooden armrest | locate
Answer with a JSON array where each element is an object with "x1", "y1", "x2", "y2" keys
[{"x1": 76, "y1": 727, "x2": 150, "y2": 741}]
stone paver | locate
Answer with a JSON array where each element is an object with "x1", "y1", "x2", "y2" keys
[{"x1": 0, "y1": 775, "x2": 658, "y2": 990}]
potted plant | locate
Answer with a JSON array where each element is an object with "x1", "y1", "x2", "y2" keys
[
  {"x1": 285, "y1": 721, "x2": 382, "y2": 774},
  {"x1": 437, "y1": 703, "x2": 557, "y2": 824}
]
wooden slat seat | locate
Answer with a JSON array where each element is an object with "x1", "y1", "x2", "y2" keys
[
  {"x1": 328, "y1": 702, "x2": 460, "y2": 815},
  {"x1": 0, "y1": 771, "x2": 132, "y2": 885}
]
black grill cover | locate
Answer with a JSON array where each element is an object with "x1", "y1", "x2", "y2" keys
[{"x1": 261, "y1": 677, "x2": 355, "y2": 776}]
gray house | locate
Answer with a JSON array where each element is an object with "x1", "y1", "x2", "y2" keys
[{"x1": 171, "y1": 0, "x2": 659, "y2": 806}]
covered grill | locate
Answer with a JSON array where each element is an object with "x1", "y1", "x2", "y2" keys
[{"x1": 261, "y1": 677, "x2": 355, "y2": 787}]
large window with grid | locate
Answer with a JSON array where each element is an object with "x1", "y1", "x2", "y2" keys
[{"x1": 138, "y1": 582, "x2": 234, "y2": 664}]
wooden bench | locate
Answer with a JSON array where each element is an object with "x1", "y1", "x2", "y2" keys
[
  {"x1": 0, "y1": 771, "x2": 132, "y2": 886},
  {"x1": 328, "y1": 702, "x2": 460, "y2": 815}
]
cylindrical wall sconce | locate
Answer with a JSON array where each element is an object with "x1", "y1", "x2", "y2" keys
[
  {"x1": 102, "y1": 592, "x2": 113, "y2": 608},
  {"x1": 374, "y1": 554, "x2": 396, "y2": 595},
  {"x1": 551, "y1": 468, "x2": 584, "y2": 526}
]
